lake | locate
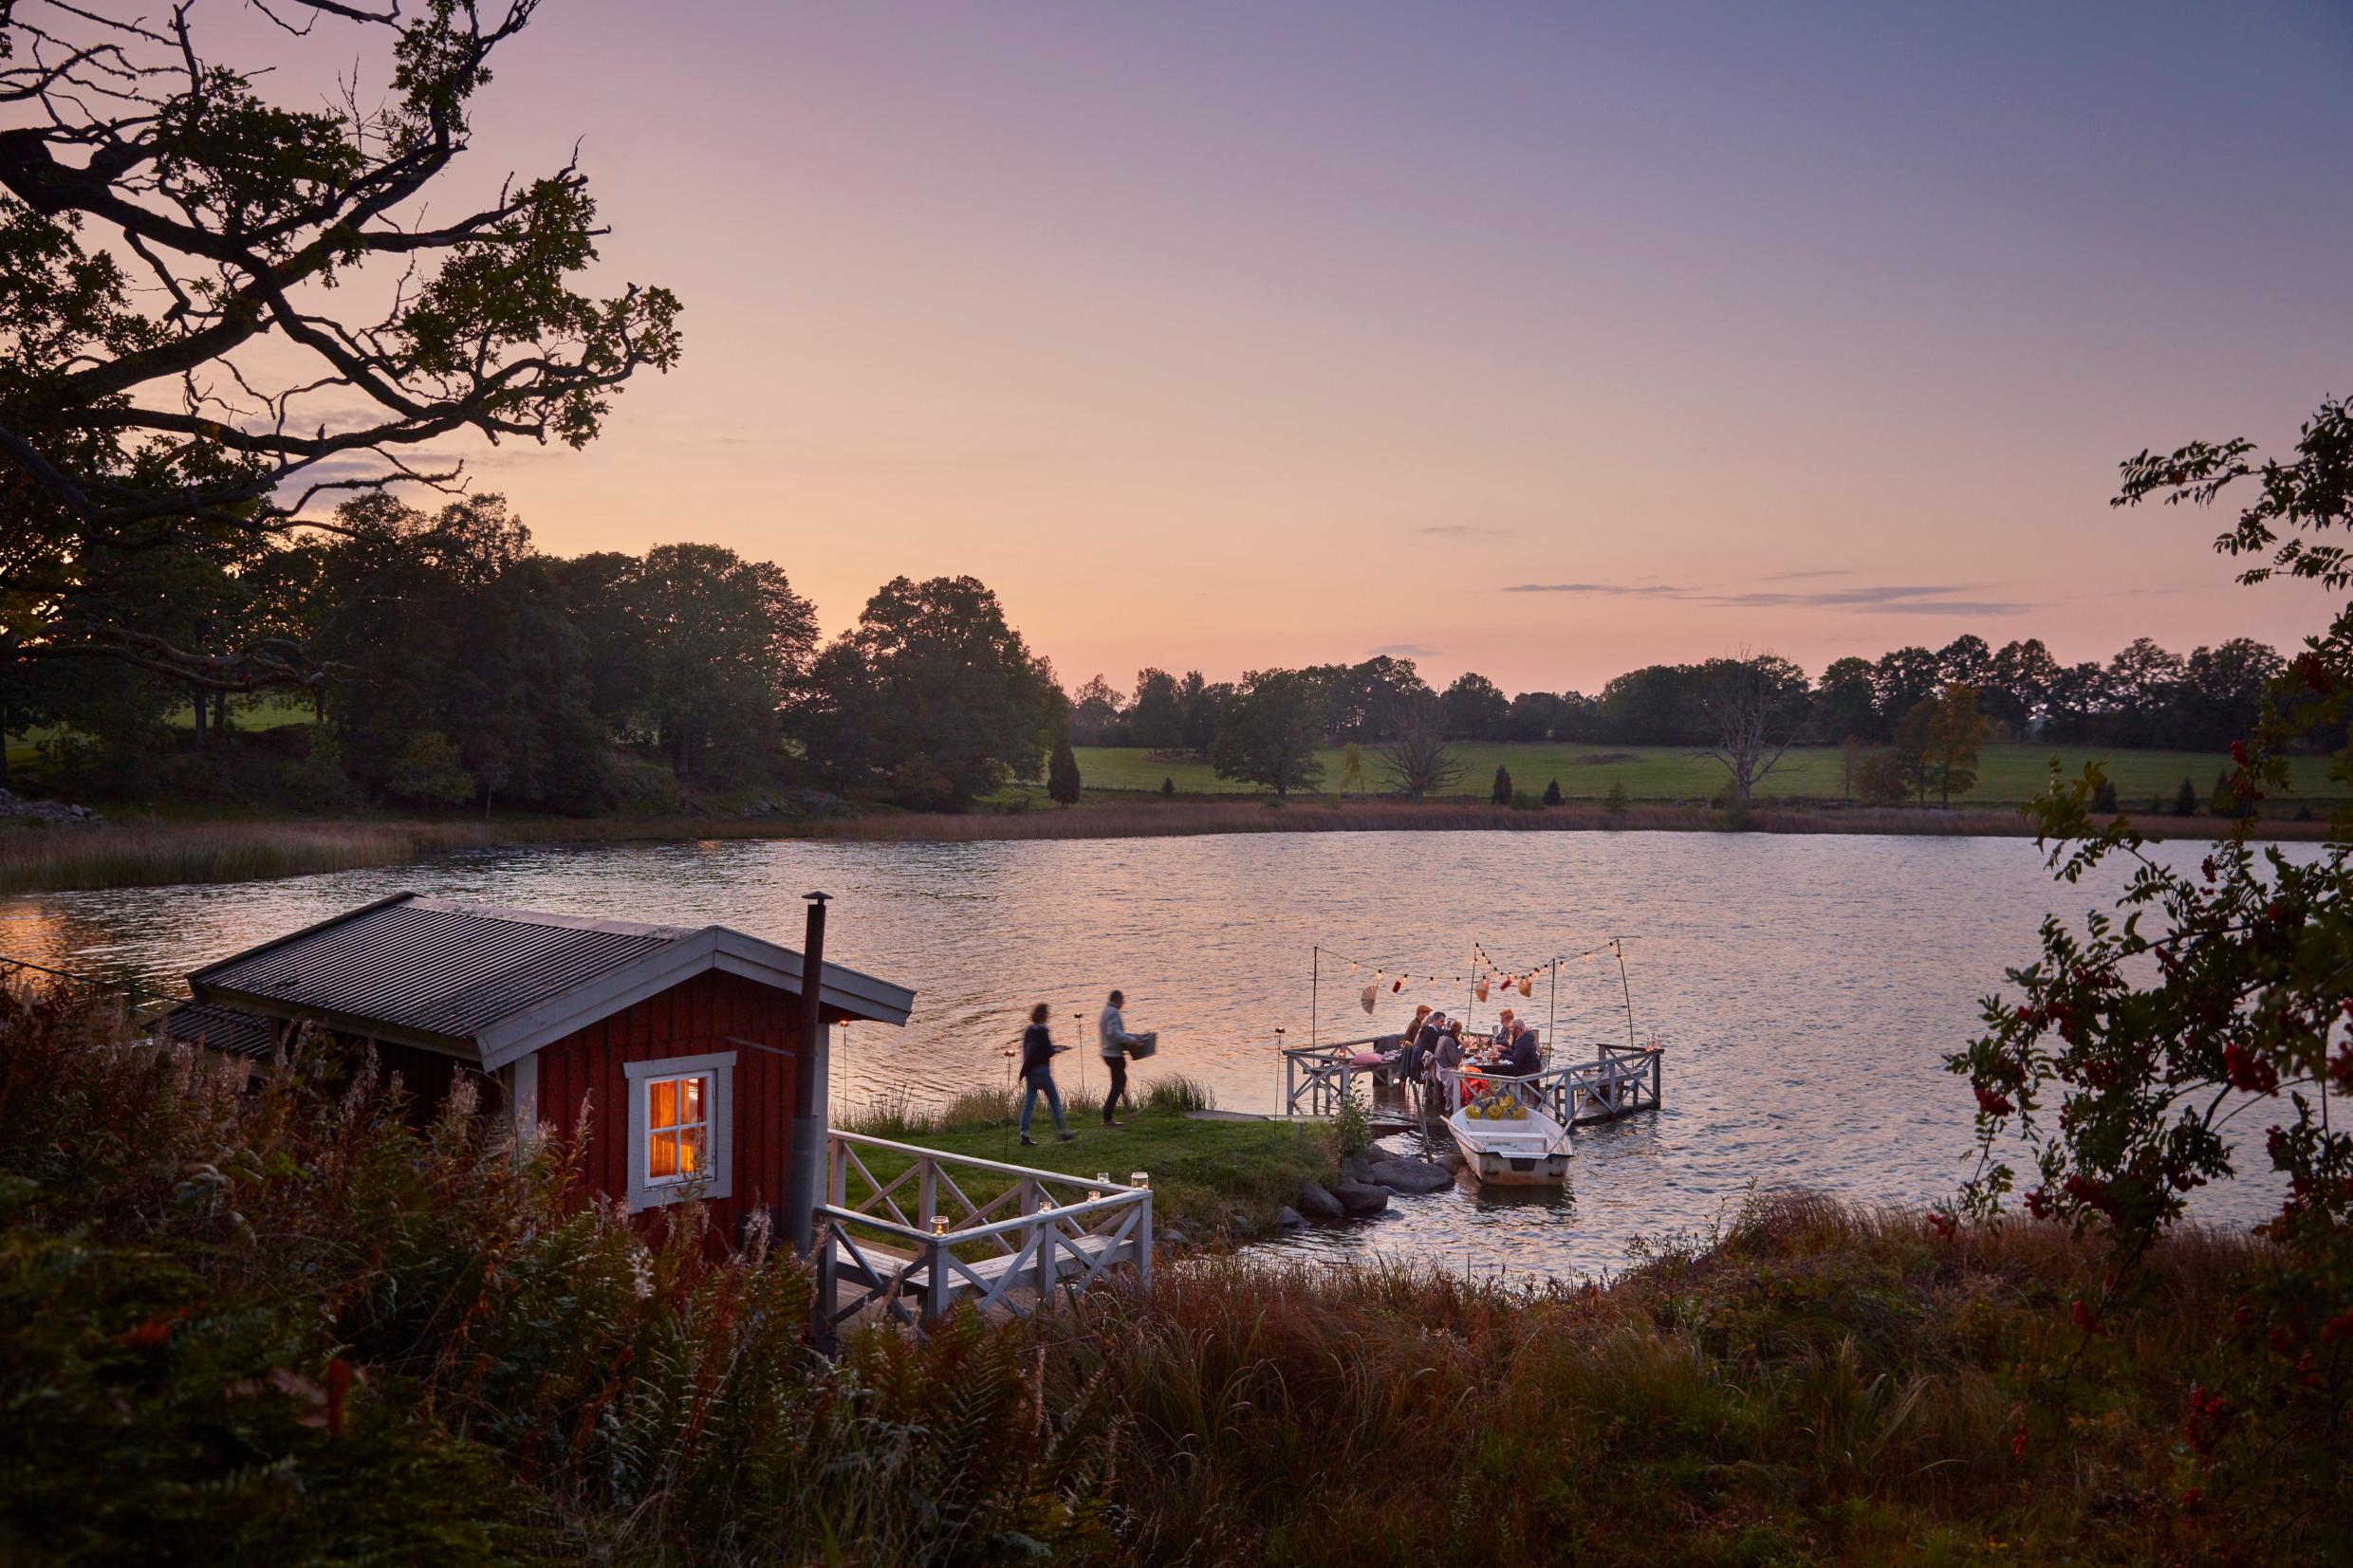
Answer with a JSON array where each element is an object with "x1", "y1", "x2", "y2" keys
[{"x1": 0, "y1": 829, "x2": 2295, "y2": 1282}]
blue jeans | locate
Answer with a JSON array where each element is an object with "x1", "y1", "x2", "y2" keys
[{"x1": 1019, "y1": 1068, "x2": 1066, "y2": 1137}]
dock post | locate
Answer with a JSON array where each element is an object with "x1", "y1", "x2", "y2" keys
[
  {"x1": 920, "y1": 1234, "x2": 948, "y2": 1330},
  {"x1": 1137, "y1": 1190, "x2": 1153, "y2": 1300}
]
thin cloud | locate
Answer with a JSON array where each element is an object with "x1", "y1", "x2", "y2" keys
[
  {"x1": 1502, "y1": 581, "x2": 1686, "y2": 596},
  {"x1": 1759, "y1": 568, "x2": 1850, "y2": 581},
  {"x1": 1500, "y1": 578, "x2": 2029, "y2": 615},
  {"x1": 1697, "y1": 583, "x2": 2026, "y2": 614}
]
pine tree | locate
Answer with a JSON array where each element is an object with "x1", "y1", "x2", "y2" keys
[
  {"x1": 1159, "y1": 775, "x2": 1175, "y2": 797},
  {"x1": 1491, "y1": 766, "x2": 1513, "y2": 805},
  {"x1": 1047, "y1": 739, "x2": 1083, "y2": 806},
  {"x1": 2090, "y1": 777, "x2": 2119, "y2": 814},
  {"x1": 2172, "y1": 776, "x2": 2198, "y2": 817},
  {"x1": 1603, "y1": 780, "x2": 1629, "y2": 814},
  {"x1": 1542, "y1": 778, "x2": 1563, "y2": 806}
]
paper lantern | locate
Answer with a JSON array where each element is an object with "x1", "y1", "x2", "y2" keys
[
  {"x1": 1517, "y1": 974, "x2": 1533, "y2": 998},
  {"x1": 1391, "y1": 977, "x2": 1403, "y2": 992},
  {"x1": 1360, "y1": 984, "x2": 1377, "y2": 1015},
  {"x1": 1473, "y1": 976, "x2": 1490, "y2": 1002}
]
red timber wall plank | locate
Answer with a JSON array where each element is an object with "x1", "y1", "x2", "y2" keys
[{"x1": 528, "y1": 968, "x2": 804, "y2": 1243}]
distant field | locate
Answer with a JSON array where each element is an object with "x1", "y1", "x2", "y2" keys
[
  {"x1": 1069, "y1": 743, "x2": 2334, "y2": 806},
  {"x1": 4, "y1": 695, "x2": 312, "y2": 774}
]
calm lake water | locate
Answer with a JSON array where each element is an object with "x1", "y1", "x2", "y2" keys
[{"x1": 0, "y1": 830, "x2": 2302, "y2": 1282}]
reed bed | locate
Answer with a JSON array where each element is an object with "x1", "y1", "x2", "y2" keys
[
  {"x1": 0, "y1": 818, "x2": 504, "y2": 894},
  {"x1": 820, "y1": 798, "x2": 2339, "y2": 843},
  {"x1": 9, "y1": 797, "x2": 2327, "y2": 897}
]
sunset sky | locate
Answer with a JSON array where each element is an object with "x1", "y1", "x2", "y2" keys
[{"x1": 246, "y1": 2, "x2": 2353, "y2": 693}]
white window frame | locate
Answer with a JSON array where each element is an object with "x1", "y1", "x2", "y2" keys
[{"x1": 623, "y1": 1051, "x2": 735, "y2": 1212}]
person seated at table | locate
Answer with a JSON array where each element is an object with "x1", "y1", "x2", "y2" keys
[
  {"x1": 1429, "y1": 1018, "x2": 1464, "y2": 1079},
  {"x1": 1405, "y1": 1009, "x2": 1447, "y2": 1079},
  {"x1": 1490, "y1": 1007, "x2": 1516, "y2": 1047},
  {"x1": 1493, "y1": 1022, "x2": 1542, "y2": 1079}
]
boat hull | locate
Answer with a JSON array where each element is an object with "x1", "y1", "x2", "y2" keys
[{"x1": 1445, "y1": 1105, "x2": 1573, "y2": 1188}]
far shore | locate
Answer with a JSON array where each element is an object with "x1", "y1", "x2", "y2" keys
[{"x1": 0, "y1": 794, "x2": 2335, "y2": 897}]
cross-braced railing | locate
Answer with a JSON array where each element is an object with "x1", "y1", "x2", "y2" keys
[
  {"x1": 815, "y1": 1131, "x2": 1153, "y2": 1335},
  {"x1": 1431, "y1": 1042, "x2": 1663, "y2": 1126},
  {"x1": 1281, "y1": 1034, "x2": 1394, "y2": 1119}
]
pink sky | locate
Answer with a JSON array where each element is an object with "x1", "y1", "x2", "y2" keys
[{"x1": 197, "y1": 2, "x2": 2353, "y2": 693}]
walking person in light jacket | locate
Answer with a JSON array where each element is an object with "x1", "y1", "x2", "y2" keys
[{"x1": 1098, "y1": 989, "x2": 1149, "y2": 1127}]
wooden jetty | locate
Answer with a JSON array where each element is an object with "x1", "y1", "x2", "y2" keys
[
  {"x1": 1281, "y1": 1034, "x2": 1663, "y2": 1133},
  {"x1": 815, "y1": 1131, "x2": 1153, "y2": 1335}
]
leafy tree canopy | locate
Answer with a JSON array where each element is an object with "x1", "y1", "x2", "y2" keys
[
  {"x1": 803, "y1": 575, "x2": 1056, "y2": 812},
  {"x1": 0, "y1": 0, "x2": 679, "y2": 687}
]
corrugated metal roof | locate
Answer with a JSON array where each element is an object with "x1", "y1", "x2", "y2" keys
[
  {"x1": 192, "y1": 896, "x2": 689, "y2": 1043},
  {"x1": 157, "y1": 1000, "x2": 277, "y2": 1059},
  {"x1": 182, "y1": 894, "x2": 917, "y2": 1062}
]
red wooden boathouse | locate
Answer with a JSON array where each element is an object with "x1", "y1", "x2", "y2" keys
[{"x1": 157, "y1": 893, "x2": 914, "y2": 1238}]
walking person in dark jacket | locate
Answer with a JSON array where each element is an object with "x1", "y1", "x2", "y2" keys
[{"x1": 1018, "y1": 1003, "x2": 1077, "y2": 1146}]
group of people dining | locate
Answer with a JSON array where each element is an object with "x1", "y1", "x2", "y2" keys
[{"x1": 1382, "y1": 1001, "x2": 1544, "y2": 1095}]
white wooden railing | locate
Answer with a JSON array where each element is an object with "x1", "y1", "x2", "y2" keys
[
  {"x1": 1432, "y1": 1043, "x2": 1662, "y2": 1126},
  {"x1": 1280, "y1": 1031, "x2": 1661, "y2": 1128},
  {"x1": 1279, "y1": 1034, "x2": 1394, "y2": 1119},
  {"x1": 816, "y1": 1131, "x2": 1152, "y2": 1335}
]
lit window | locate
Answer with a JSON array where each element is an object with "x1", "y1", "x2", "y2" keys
[
  {"x1": 623, "y1": 1051, "x2": 734, "y2": 1211},
  {"x1": 645, "y1": 1072, "x2": 710, "y2": 1183}
]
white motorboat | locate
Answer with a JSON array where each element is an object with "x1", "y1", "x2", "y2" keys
[{"x1": 1444, "y1": 1091, "x2": 1572, "y2": 1186}]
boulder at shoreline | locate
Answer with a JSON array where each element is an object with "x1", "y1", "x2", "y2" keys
[{"x1": 1295, "y1": 1181, "x2": 1344, "y2": 1222}]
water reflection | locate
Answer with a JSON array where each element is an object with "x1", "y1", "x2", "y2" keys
[{"x1": 0, "y1": 829, "x2": 2299, "y2": 1281}]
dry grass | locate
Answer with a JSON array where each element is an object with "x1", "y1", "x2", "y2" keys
[
  {"x1": 0, "y1": 819, "x2": 505, "y2": 895},
  {"x1": 818, "y1": 798, "x2": 2339, "y2": 843},
  {"x1": 5, "y1": 798, "x2": 2331, "y2": 897}
]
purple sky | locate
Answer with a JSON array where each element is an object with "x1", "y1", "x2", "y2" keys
[{"x1": 184, "y1": 2, "x2": 2353, "y2": 691}]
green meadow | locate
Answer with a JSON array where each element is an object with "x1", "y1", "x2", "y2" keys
[{"x1": 1070, "y1": 741, "x2": 2323, "y2": 806}]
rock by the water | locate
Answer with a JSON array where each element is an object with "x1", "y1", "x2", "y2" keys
[
  {"x1": 0, "y1": 788, "x2": 100, "y2": 825},
  {"x1": 1331, "y1": 1180, "x2": 1391, "y2": 1216},
  {"x1": 1366, "y1": 1157, "x2": 1454, "y2": 1195},
  {"x1": 1340, "y1": 1154, "x2": 1375, "y2": 1184},
  {"x1": 1433, "y1": 1144, "x2": 1467, "y2": 1172},
  {"x1": 1294, "y1": 1181, "x2": 1344, "y2": 1222},
  {"x1": 1274, "y1": 1206, "x2": 1306, "y2": 1229},
  {"x1": 1159, "y1": 1227, "x2": 1190, "y2": 1248}
]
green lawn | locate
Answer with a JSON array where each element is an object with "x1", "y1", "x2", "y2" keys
[
  {"x1": 838, "y1": 1105, "x2": 1335, "y2": 1242},
  {"x1": 4, "y1": 694, "x2": 313, "y2": 775},
  {"x1": 1068, "y1": 742, "x2": 2325, "y2": 806}
]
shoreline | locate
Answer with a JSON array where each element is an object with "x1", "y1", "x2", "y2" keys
[{"x1": 1, "y1": 796, "x2": 2335, "y2": 896}]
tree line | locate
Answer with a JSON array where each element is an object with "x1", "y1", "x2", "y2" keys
[
  {"x1": 1, "y1": 495, "x2": 1058, "y2": 817},
  {"x1": 1066, "y1": 633, "x2": 2293, "y2": 757}
]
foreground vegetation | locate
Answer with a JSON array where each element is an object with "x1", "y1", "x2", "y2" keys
[{"x1": 4, "y1": 982, "x2": 2344, "y2": 1565}]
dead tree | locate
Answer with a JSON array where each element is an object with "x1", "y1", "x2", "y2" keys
[
  {"x1": 1696, "y1": 654, "x2": 1807, "y2": 808},
  {"x1": 1379, "y1": 696, "x2": 1466, "y2": 802}
]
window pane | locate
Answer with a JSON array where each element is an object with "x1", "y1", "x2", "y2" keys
[
  {"x1": 650, "y1": 1079, "x2": 677, "y2": 1130},
  {"x1": 650, "y1": 1131, "x2": 679, "y2": 1180},
  {"x1": 682, "y1": 1076, "x2": 703, "y2": 1125},
  {"x1": 678, "y1": 1126, "x2": 705, "y2": 1176}
]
